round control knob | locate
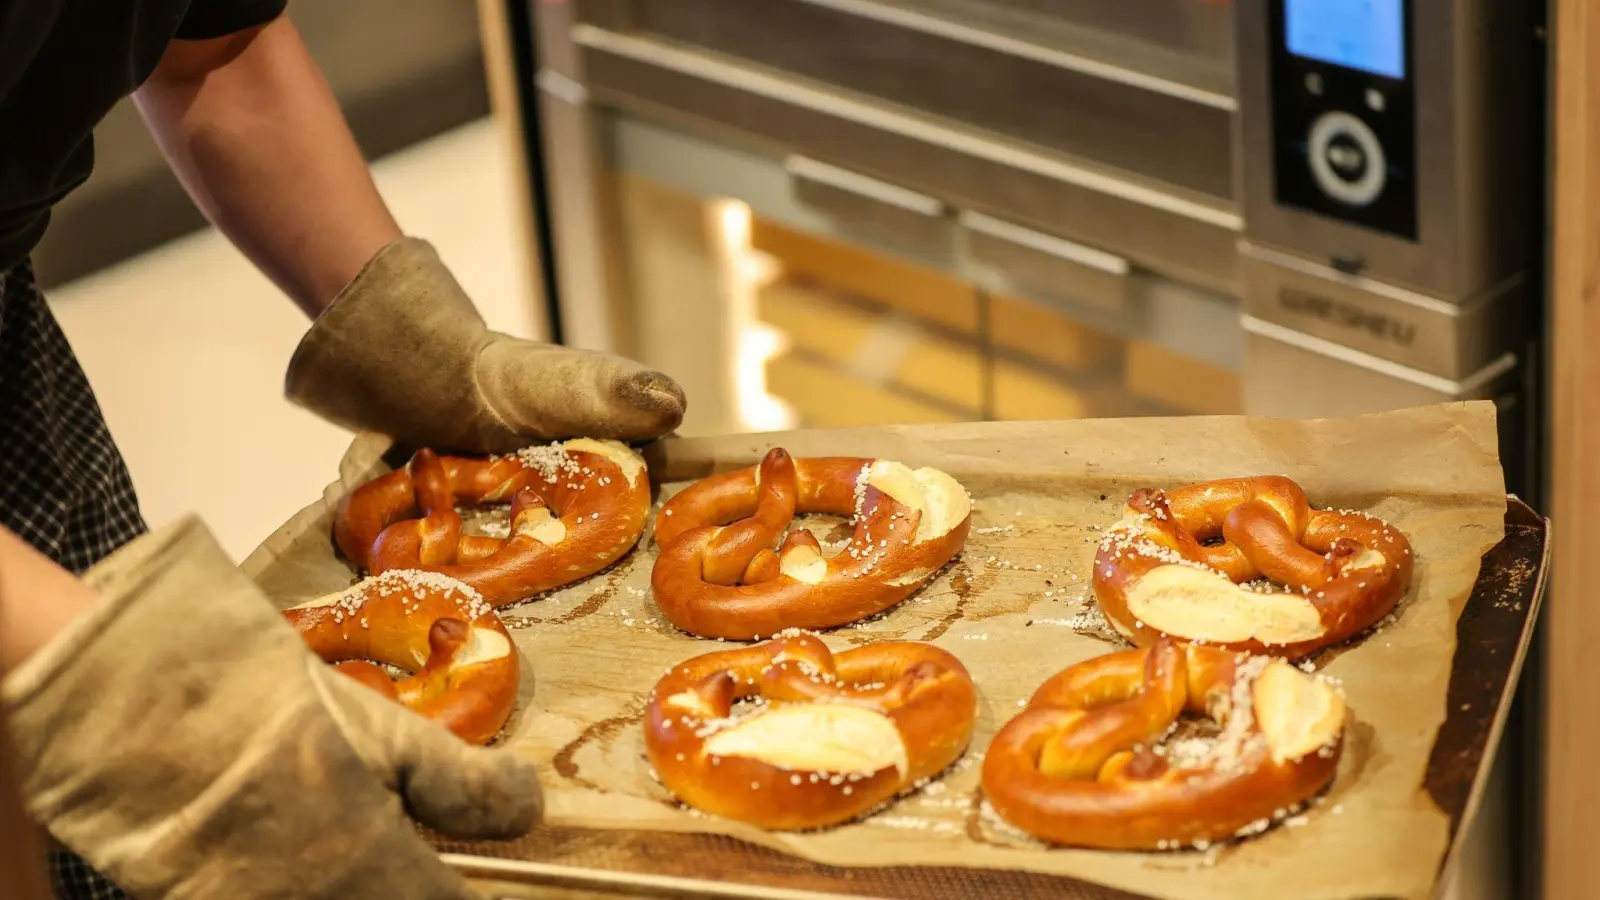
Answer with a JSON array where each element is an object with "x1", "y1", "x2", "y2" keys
[{"x1": 1307, "y1": 112, "x2": 1387, "y2": 207}]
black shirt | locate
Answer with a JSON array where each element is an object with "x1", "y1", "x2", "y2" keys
[
  {"x1": 0, "y1": 0, "x2": 288, "y2": 271},
  {"x1": 2, "y1": 6, "x2": 288, "y2": 896}
]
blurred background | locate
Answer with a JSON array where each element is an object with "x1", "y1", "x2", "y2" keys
[
  {"x1": 40, "y1": 3, "x2": 537, "y2": 562},
  {"x1": 36, "y1": 1, "x2": 1561, "y2": 897}
]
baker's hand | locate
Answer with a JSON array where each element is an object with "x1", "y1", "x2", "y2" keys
[
  {"x1": 2, "y1": 519, "x2": 541, "y2": 899},
  {"x1": 284, "y1": 237, "x2": 686, "y2": 454}
]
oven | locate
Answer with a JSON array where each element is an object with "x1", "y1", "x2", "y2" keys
[{"x1": 500, "y1": 1, "x2": 1550, "y2": 895}]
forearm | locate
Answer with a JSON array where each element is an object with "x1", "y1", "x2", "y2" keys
[
  {"x1": 132, "y1": 17, "x2": 402, "y2": 317},
  {"x1": 0, "y1": 695, "x2": 51, "y2": 900},
  {"x1": 0, "y1": 529, "x2": 98, "y2": 674}
]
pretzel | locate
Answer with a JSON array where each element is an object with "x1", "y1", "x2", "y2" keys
[
  {"x1": 982, "y1": 637, "x2": 1345, "y2": 850},
  {"x1": 283, "y1": 570, "x2": 519, "y2": 745},
  {"x1": 645, "y1": 632, "x2": 977, "y2": 830},
  {"x1": 651, "y1": 450, "x2": 972, "y2": 639},
  {"x1": 1092, "y1": 476, "x2": 1413, "y2": 658},
  {"x1": 334, "y1": 438, "x2": 651, "y2": 607}
]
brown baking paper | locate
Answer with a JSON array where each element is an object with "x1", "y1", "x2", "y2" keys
[{"x1": 240, "y1": 401, "x2": 1506, "y2": 900}]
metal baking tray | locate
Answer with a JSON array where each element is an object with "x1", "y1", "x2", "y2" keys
[{"x1": 431, "y1": 499, "x2": 1547, "y2": 900}]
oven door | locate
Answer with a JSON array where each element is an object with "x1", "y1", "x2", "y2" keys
[{"x1": 534, "y1": 0, "x2": 1253, "y2": 435}]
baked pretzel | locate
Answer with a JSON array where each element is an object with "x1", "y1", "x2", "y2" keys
[
  {"x1": 283, "y1": 570, "x2": 519, "y2": 745},
  {"x1": 335, "y1": 438, "x2": 651, "y2": 607},
  {"x1": 982, "y1": 637, "x2": 1345, "y2": 850},
  {"x1": 645, "y1": 632, "x2": 977, "y2": 830},
  {"x1": 651, "y1": 449, "x2": 972, "y2": 639},
  {"x1": 1093, "y1": 476, "x2": 1413, "y2": 657}
]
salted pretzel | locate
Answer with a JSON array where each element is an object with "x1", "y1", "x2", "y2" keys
[
  {"x1": 334, "y1": 438, "x2": 651, "y2": 607},
  {"x1": 283, "y1": 570, "x2": 519, "y2": 745},
  {"x1": 1092, "y1": 476, "x2": 1413, "y2": 658},
  {"x1": 652, "y1": 449, "x2": 972, "y2": 639},
  {"x1": 982, "y1": 637, "x2": 1345, "y2": 850},
  {"x1": 645, "y1": 632, "x2": 977, "y2": 830}
]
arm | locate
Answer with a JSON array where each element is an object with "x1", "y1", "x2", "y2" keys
[
  {"x1": 0, "y1": 528, "x2": 97, "y2": 672},
  {"x1": 0, "y1": 659, "x2": 51, "y2": 900},
  {"x1": 132, "y1": 17, "x2": 400, "y2": 317},
  {"x1": 0, "y1": 521, "x2": 540, "y2": 899},
  {"x1": 134, "y1": 12, "x2": 686, "y2": 450}
]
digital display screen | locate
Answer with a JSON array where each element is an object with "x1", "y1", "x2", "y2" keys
[{"x1": 1284, "y1": 0, "x2": 1405, "y2": 79}]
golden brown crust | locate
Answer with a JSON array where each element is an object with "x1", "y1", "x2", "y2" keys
[
  {"x1": 644, "y1": 634, "x2": 977, "y2": 830},
  {"x1": 651, "y1": 450, "x2": 972, "y2": 639},
  {"x1": 284, "y1": 571, "x2": 519, "y2": 745},
  {"x1": 981, "y1": 638, "x2": 1345, "y2": 850},
  {"x1": 334, "y1": 440, "x2": 651, "y2": 607},
  {"x1": 1092, "y1": 476, "x2": 1413, "y2": 657}
]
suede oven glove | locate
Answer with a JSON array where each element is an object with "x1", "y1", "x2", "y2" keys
[
  {"x1": 1, "y1": 520, "x2": 541, "y2": 899},
  {"x1": 286, "y1": 237, "x2": 686, "y2": 454}
]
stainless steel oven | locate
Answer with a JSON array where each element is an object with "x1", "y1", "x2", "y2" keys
[{"x1": 509, "y1": 1, "x2": 1548, "y2": 895}]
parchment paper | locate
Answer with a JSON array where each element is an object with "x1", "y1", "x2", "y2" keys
[{"x1": 241, "y1": 401, "x2": 1506, "y2": 900}]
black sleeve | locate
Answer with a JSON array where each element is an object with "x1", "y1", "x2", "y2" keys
[{"x1": 173, "y1": 0, "x2": 288, "y2": 40}]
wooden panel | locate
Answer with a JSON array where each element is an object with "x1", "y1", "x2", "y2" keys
[
  {"x1": 991, "y1": 359, "x2": 1093, "y2": 420},
  {"x1": 1544, "y1": 0, "x2": 1600, "y2": 895},
  {"x1": 989, "y1": 292, "x2": 1121, "y2": 375},
  {"x1": 1122, "y1": 340, "x2": 1242, "y2": 415},
  {"x1": 757, "y1": 281, "x2": 879, "y2": 351},
  {"x1": 896, "y1": 340, "x2": 987, "y2": 411},
  {"x1": 749, "y1": 218, "x2": 981, "y2": 335},
  {"x1": 766, "y1": 355, "x2": 968, "y2": 428},
  {"x1": 757, "y1": 282, "x2": 986, "y2": 411}
]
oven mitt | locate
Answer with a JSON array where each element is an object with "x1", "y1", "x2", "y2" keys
[
  {"x1": 1, "y1": 518, "x2": 542, "y2": 900},
  {"x1": 285, "y1": 237, "x2": 686, "y2": 454}
]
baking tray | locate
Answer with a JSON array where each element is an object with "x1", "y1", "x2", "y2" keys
[{"x1": 428, "y1": 498, "x2": 1547, "y2": 900}]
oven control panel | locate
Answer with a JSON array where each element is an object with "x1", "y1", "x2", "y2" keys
[{"x1": 1268, "y1": 0, "x2": 1418, "y2": 240}]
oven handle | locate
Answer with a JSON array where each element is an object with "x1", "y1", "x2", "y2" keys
[
  {"x1": 784, "y1": 155, "x2": 947, "y2": 218},
  {"x1": 959, "y1": 210, "x2": 1130, "y2": 277}
]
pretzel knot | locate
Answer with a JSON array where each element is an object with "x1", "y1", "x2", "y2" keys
[
  {"x1": 334, "y1": 438, "x2": 651, "y2": 607},
  {"x1": 651, "y1": 449, "x2": 973, "y2": 639},
  {"x1": 644, "y1": 632, "x2": 977, "y2": 829},
  {"x1": 982, "y1": 637, "x2": 1346, "y2": 850},
  {"x1": 1092, "y1": 476, "x2": 1414, "y2": 657},
  {"x1": 284, "y1": 570, "x2": 519, "y2": 745}
]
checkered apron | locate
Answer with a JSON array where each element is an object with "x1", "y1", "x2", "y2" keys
[{"x1": 1, "y1": 261, "x2": 148, "y2": 899}]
